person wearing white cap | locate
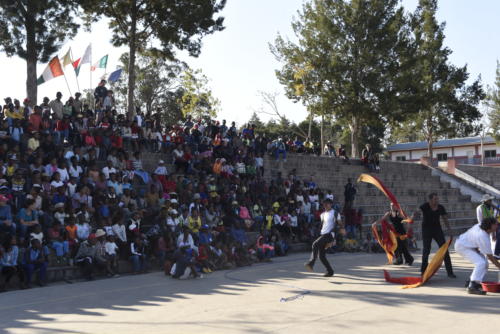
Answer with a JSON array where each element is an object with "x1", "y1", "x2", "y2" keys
[
  {"x1": 455, "y1": 217, "x2": 500, "y2": 295},
  {"x1": 476, "y1": 194, "x2": 499, "y2": 255},
  {"x1": 477, "y1": 194, "x2": 496, "y2": 224},
  {"x1": 154, "y1": 160, "x2": 168, "y2": 176}
]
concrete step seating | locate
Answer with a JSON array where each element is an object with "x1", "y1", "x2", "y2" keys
[
  {"x1": 457, "y1": 165, "x2": 500, "y2": 189},
  {"x1": 265, "y1": 155, "x2": 478, "y2": 238}
]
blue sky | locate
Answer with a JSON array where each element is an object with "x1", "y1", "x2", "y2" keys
[{"x1": 0, "y1": 0, "x2": 498, "y2": 125}]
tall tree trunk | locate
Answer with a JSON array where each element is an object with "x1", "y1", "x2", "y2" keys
[
  {"x1": 25, "y1": 2, "x2": 37, "y2": 105},
  {"x1": 320, "y1": 114, "x2": 324, "y2": 155},
  {"x1": 349, "y1": 115, "x2": 359, "y2": 158},
  {"x1": 307, "y1": 108, "x2": 313, "y2": 139},
  {"x1": 427, "y1": 125, "x2": 434, "y2": 165},
  {"x1": 427, "y1": 140, "x2": 433, "y2": 166},
  {"x1": 127, "y1": 1, "x2": 138, "y2": 119}
]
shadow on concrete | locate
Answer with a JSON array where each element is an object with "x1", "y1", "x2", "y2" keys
[{"x1": 0, "y1": 251, "x2": 498, "y2": 334}]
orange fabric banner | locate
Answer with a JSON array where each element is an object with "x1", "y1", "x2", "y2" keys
[
  {"x1": 372, "y1": 220, "x2": 398, "y2": 264},
  {"x1": 384, "y1": 238, "x2": 453, "y2": 288},
  {"x1": 358, "y1": 173, "x2": 410, "y2": 261}
]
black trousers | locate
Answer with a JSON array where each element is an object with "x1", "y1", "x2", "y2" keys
[
  {"x1": 421, "y1": 229, "x2": 453, "y2": 275},
  {"x1": 394, "y1": 238, "x2": 413, "y2": 264},
  {"x1": 308, "y1": 233, "x2": 333, "y2": 273}
]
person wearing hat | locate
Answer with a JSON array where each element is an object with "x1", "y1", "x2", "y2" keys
[
  {"x1": 476, "y1": 194, "x2": 499, "y2": 255},
  {"x1": 455, "y1": 217, "x2": 500, "y2": 295},
  {"x1": 305, "y1": 198, "x2": 344, "y2": 277},
  {"x1": 75, "y1": 233, "x2": 104, "y2": 280},
  {"x1": 189, "y1": 193, "x2": 203, "y2": 214},
  {"x1": 154, "y1": 160, "x2": 169, "y2": 190}
]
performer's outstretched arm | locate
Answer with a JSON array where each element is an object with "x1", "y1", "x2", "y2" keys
[{"x1": 487, "y1": 254, "x2": 500, "y2": 269}]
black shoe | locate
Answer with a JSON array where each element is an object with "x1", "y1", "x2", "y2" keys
[
  {"x1": 467, "y1": 287, "x2": 486, "y2": 295},
  {"x1": 467, "y1": 282, "x2": 486, "y2": 295},
  {"x1": 467, "y1": 281, "x2": 486, "y2": 295},
  {"x1": 448, "y1": 273, "x2": 457, "y2": 279},
  {"x1": 304, "y1": 262, "x2": 314, "y2": 272},
  {"x1": 323, "y1": 271, "x2": 334, "y2": 277},
  {"x1": 407, "y1": 259, "x2": 414, "y2": 266}
]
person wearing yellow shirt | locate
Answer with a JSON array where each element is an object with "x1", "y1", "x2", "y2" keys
[
  {"x1": 264, "y1": 209, "x2": 274, "y2": 231},
  {"x1": 188, "y1": 209, "x2": 202, "y2": 234},
  {"x1": 4, "y1": 104, "x2": 23, "y2": 121}
]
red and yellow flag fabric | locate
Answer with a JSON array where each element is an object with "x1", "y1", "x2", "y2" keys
[
  {"x1": 384, "y1": 238, "x2": 453, "y2": 288},
  {"x1": 371, "y1": 220, "x2": 398, "y2": 264},
  {"x1": 357, "y1": 173, "x2": 452, "y2": 288},
  {"x1": 357, "y1": 173, "x2": 413, "y2": 224}
]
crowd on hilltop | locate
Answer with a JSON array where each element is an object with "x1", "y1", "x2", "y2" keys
[{"x1": 0, "y1": 80, "x2": 382, "y2": 291}]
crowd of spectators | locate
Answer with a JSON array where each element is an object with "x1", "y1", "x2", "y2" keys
[{"x1": 0, "y1": 81, "x2": 373, "y2": 291}]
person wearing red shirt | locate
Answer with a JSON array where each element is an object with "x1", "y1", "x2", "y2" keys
[
  {"x1": 55, "y1": 117, "x2": 70, "y2": 145},
  {"x1": 28, "y1": 106, "x2": 42, "y2": 132}
]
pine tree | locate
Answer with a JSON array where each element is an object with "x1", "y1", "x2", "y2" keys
[
  {"x1": 487, "y1": 61, "x2": 500, "y2": 142},
  {"x1": 405, "y1": 0, "x2": 484, "y2": 159},
  {"x1": 271, "y1": 0, "x2": 415, "y2": 157}
]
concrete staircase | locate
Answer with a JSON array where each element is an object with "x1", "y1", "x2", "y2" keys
[
  {"x1": 264, "y1": 155, "x2": 478, "y2": 238},
  {"x1": 457, "y1": 165, "x2": 500, "y2": 189}
]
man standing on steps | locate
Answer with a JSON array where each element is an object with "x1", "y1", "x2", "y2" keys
[
  {"x1": 344, "y1": 178, "x2": 356, "y2": 210},
  {"x1": 305, "y1": 198, "x2": 345, "y2": 277},
  {"x1": 419, "y1": 193, "x2": 456, "y2": 278}
]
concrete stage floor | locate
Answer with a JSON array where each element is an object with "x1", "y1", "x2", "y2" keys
[{"x1": 1, "y1": 249, "x2": 500, "y2": 334}]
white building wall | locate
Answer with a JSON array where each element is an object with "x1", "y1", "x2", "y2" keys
[
  {"x1": 411, "y1": 150, "x2": 427, "y2": 160},
  {"x1": 479, "y1": 144, "x2": 500, "y2": 156},
  {"x1": 454, "y1": 146, "x2": 476, "y2": 157},
  {"x1": 432, "y1": 148, "x2": 452, "y2": 158},
  {"x1": 389, "y1": 143, "x2": 500, "y2": 162},
  {"x1": 391, "y1": 152, "x2": 410, "y2": 161}
]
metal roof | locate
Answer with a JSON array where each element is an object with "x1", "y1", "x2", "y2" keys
[{"x1": 387, "y1": 136, "x2": 497, "y2": 151}]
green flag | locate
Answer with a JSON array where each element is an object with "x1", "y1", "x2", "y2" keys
[{"x1": 91, "y1": 55, "x2": 108, "y2": 71}]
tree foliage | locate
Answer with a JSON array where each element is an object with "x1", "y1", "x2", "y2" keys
[
  {"x1": 81, "y1": 0, "x2": 226, "y2": 116},
  {"x1": 271, "y1": 0, "x2": 415, "y2": 157},
  {"x1": 487, "y1": 61, "x2": 500, "y2": 142},
  {"x1": 0, "y1": 0, "x2": 80, "y2": 103},
  {"x1": 178, "y1": 68, "x2": 220, "y2": 120},
  {"x1": 391, "y1": 0, "x2": 485, "y2": 158},
  {"x1": 111, "y1": 51, "x2": 185, "y2": 123}
]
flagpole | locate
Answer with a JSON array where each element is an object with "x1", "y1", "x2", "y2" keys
[
  {"x1": 63, "y1": 72, "x2": 72, "y2": 97},
  {"x1": 71, "y1": 48, "x2": 81, "y2": 93},
  {"x1": 89, "y1": 44, "x2": 92, "y2": 94}
]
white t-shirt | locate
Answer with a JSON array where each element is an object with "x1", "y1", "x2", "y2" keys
[
  {"x1": 320, "y1": 209, "x2": 340, "y2": 235},
  {"x1": 105, "y1": 241, "x2": 118, "y2": 256},
  {"x1": 51, "y1": 180, "x2": 64, "y2": 188},
  {"x1": 154, "y1": 166, "x2": 168, "y2": 176},
  {"x1": 57, "y1": 168, "x2": 69, "y2": 183},
  {"x1": 102, "y1": 166, "x2": 117, "y2": 179},
  {"x1": 456, "y1": 223, "x2": 492, "y2": 255}
]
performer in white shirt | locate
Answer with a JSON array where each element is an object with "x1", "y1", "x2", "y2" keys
[
  {"x1": 455, "y1": 217, "x2": 500, "y2": 295},
  {"x1": 304, "y1": 198, "x2": 345, "y2": 277}
]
